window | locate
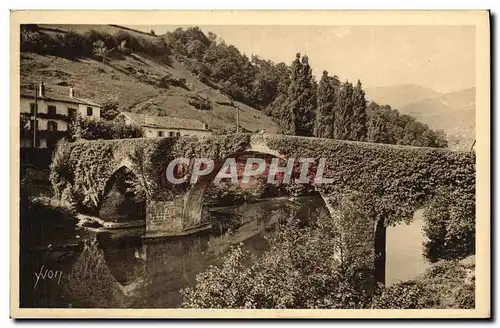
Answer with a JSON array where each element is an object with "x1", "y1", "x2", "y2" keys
[
  {"x1": 30, "y1": 119, "x2": 39, "y2": 131},
  {"x1": 176, "y1": 132, "x2": 181, "y2": 137},
  {"x1": 158, "y1": 131, "x2": 164, "y2": 137},
  {"x1": 29, "y1": 103, "x2": 37, "y2": 115},
  {"x1": 68, "y1": 108, "x2": 77, "y2": 118},
  {"x1": 169, "y1": 132, "x2": 174, "y2": 137},
  {"x1": 87, "y1": 107, "x2": 93, "y2": 116},
  {"x1": 47, "y1": 121, "x2": 58, "y2": 131},
  {"x1": 47, "y1": 105, "x2": 56, "y2": 118}
]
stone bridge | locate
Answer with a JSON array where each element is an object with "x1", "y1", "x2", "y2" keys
[{"x1": 52, "y1": 133, "x2": 475, "y2": 283}]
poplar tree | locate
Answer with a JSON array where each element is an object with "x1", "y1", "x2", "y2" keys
[
  {"x1": 278, "y1": 53, "x2": 317, "y2": 136},
  {"x1": 314, "y1": 71, "x2": 339, "y2": 138},
  {"x1": 349, "y1": 80, "x2": 368, "y2": 141},
  {"x1": 277, "y1": 53, "x2": 301, "y2": 135},
  {"x1": 333, "y1": 81, "x2": 355, "y2": 140}
]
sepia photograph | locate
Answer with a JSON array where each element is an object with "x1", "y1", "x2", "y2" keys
[{"x1": 10, "y1": 10, "x2": 490, "y2": 319}]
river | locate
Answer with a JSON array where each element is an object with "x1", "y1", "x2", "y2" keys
[{"x1": 21, "y1": 197, "x2": 430, "y2": 308}]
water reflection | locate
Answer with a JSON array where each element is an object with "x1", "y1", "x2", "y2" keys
[{"x1": 97, "y1": 196, "x2": 328, "y2": 308}]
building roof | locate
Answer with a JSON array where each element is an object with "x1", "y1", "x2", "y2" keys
[
  {"x1": 20, "y1": 88, "x2": 102, "y2": 107},
  {"x1": 120, "y1": 112, "x2": 208, "y2": 131}
]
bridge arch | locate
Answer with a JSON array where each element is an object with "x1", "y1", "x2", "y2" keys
[
  {"x1": 180, "y1": 141, "x2": 291, "y2": 226},
  {"x1": 99, "y1": 164, "x2": 146, "y2": 223}
]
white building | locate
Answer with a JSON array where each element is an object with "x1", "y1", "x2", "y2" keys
[
  {"x1": 20, "y1": 82, "x2": 102, "y2": 148},
  {"x1": 115, "y1": 111, "x2": 212, "y2": 138}
]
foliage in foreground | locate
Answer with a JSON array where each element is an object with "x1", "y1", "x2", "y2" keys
[
  {"x1": 372, "y1": 258, "x2": 475, "y2": 309},
  {"x1": 181, "y1": 203, "x2": 375, "y2": 309},
  {"x1": 423, "y1": 187, "x2": 475, "y2": 262},
  {"x1": 181, "y1": 203, "x2": 476, "y2": 310}
]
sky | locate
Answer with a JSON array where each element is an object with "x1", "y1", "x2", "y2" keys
[{"x1": 128, "y1": 25, "x2": 475, "y2": 94}]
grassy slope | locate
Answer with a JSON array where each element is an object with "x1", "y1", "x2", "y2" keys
[{"x1": 20, "y1": 25, "x2": 278, "y2": 134}]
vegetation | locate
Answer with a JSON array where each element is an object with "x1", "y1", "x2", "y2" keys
[
  {"x1": 367, "y1": 102, "x2": 448, "y2": 148},
  {"x1": 314, "y1": 71, "x2": 338, "y2": 138},
  {"x1": 275, "y1": 53, "x2": 317, "y2": 136},
  {"x1": 22, "y1": 24, "x2": 475, "y2": 310},
  {"x1": 68, "y1": 115, "x2": 143, "y2": 141},
  {"x1": 21, "y1": 24, "x2": 447, "y2": 148},
  {"x1": 164, "y1": 27, "x2": 447, "y2": 147},
  {"x1": 181, "y1": 202, "x2": 475, "y2": 309},
  {"x1": 372, "y1": 258, "x2": 475, "y2": 309},
  {"x1": 423, "y1": 187, "x2": 475, "y2": 262},
  {"x1": 20, "y1": 24, "x2": 170, "y2": 60},
  {"x1": 63, "y1": 238, "x2": 125, "y2": 308},
  {"x1": 181, "y1": 206, "x2": 374, "y2": 309}
]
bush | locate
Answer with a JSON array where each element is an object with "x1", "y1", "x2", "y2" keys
[
  {"x1": 20, "y1": 194, "x2": 78, "y2": 249},
  {"x1": 20, "y1": 26, "x2": 171, "y2": 60},
  {"x1": 187, "y1": 94, "x2": 212, "y2": 110},
  {"x1": 372, "y1": 258, "x2": 475, "y2": 309},
  {"x1": 181, "y1": 209, "x2": 374, "y2": 309},
  {"x1": 68, "y1": 115, "x2": 143, "y2": 141},
  {"x1": 371, "y1": 281, "x2": 436, "y2": 309},
  {"x1": 423, "y1": 187, "x2": 475, "y2": 262}
]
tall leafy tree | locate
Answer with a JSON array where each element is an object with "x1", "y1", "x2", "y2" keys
[
  {"x1": 276, "y1": 53, "x2": 301, "y2": 134},
  {"x1": 314, "y1": 70, "x2": 339, "y2": 138},
  {"x1": 278, "y1": 53, "x2": 317, "y2": 136},
  {"x1": 349, "y1": 80, "x2": 368, "y2": 141},
  {"x1": 333, "y1": 81, "x2": 354, "y2": 140}
]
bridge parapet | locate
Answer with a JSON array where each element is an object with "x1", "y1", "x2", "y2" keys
[{"x1": 50, "y1": 133, "x2": 475, "y2": 282}]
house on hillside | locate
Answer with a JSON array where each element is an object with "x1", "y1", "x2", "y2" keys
[
  {"x1": 114, "y1": 112, "x2": 212, "y2": 138},
  {"x1": 20, "y1": 82, "x2": 102, "y2": 148}
]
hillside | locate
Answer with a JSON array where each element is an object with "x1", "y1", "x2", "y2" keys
[
  {"x1": 365, "y1": 84, "x2": 442, "y2": 110},
  {"x1": 366, "y1": 84, "x2": 475, "y2": 150},
  {"x1": 20, "y1": 25, "x2": 279, "y2": 134},
  {"x1": 19, "y1": 24, "x2": 454, "y2": 149},
  {"x1": 401, "y1": 88, "x2": 475, "y2": 150}
]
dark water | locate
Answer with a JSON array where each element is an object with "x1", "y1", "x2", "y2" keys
[
  {"x1": 21, "y1": 196, "x2": 428, "y2": 308},
  {"x1": 97, "y1": 196, "x2": 328, "y2": 308}
]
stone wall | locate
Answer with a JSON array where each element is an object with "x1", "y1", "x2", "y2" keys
[{"x1": 145, "y1": 197, "x2": 185, "y2": 235}]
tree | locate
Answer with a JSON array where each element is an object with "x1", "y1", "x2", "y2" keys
[
  {"x1": 314, "y1": 70, "x2": 338, "y2": 138},
  {"x1": 349, "y1": 80, "x2": 368, "y2": 141},
  {"x1": 117, "y1": 40, "x2": 129, "y2": 55},
  {"x1": 333, "y1": 81, "x2": 355, "y2": 140},
  {"x1": 92, "y1": 40, "x2": 108, "y2": 63},
  {"x1": 366, "y1": 101, "x2": 448, "y2": 148},
  {"x1": 276, "y1": 53, "x2": 316, "y2": 136},
  {"x1": 423, "y1": 188, "x2": 475, "y2": 262},
  {"x1": 68, "y1": 115, "x2": 143, "y2": 141},
  {"x1": 181, "y1": 202, "x2": 374, "y2": 309},
  {"x1": 100, "y1": 101, "x2": 120, "y2": 120}
]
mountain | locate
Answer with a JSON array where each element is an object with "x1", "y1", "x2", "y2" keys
[
  {"x1": 20, "y1": 24, "x2": 278, "y2": 134},
  {"x1": 365, "y1": 84, "x2": 442, "y2": 110},
  {"x1": 401, "y1": 88, "x2": 475, "y2": 150},
  {"x1": 366, "y1": 84, "x2": 475, "y2": 150}
]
